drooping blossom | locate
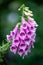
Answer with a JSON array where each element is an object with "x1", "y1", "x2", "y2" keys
[
  {"x1": 6, "y1": 13, "x2": 38, "y2": 58},
  {"x1": 6, "y1": 24, "x2": 19, "y2": 42}
]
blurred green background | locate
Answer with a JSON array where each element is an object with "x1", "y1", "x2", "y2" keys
[{"x1": 0, "y1": 0, "x2": 43, "y2": 65}]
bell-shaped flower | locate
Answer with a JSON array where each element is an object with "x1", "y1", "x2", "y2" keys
[{"x1": 6, "y1": 35, "x2": 12, "y2": 42}]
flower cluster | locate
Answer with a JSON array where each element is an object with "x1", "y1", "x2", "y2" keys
[{"x1": 6, "y1": 17, "x2": 38, "y2": 58}]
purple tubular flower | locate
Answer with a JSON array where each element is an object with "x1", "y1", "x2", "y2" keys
[
  {"x1": 6, "y1": 16, "x2": 38, "y2": 58},
  {"x1": 6, "y1": 35, "x2": 12, "y2": 42},
  {"x1": 10, "y1": 24, "x2": 19, "y2": 38},
  {"x1": 22, "y1": 17, "x2": 28, "y2": 30},
  {"x1": 10, "y1": 34, "x2": 19, "y2": 53},
  {"x1": 28, "y1": 17, "x2": 38, "y2": 27},
  {"x1": 18, "y1": 41, "x2": 31, "y2": 58},
  {"x1": 12, "y1": 34, "x2": 20, "y2": 47},
  {"x1": 24, "y1": 35, "x2": 31, "y2": 46},
  {"x1": 6, "y1": 24, "x2": 19, "y2": 42},
  {"x1": 19, "y1": 26, "x2": 26, "y2": 40},
  {"x1": 10, "y1": 45, "x2": 17, "y2": 54}
]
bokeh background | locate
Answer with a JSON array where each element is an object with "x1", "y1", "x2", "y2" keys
[{"x1": 0, "y1": 0, "x2": 43, "y2": 65}]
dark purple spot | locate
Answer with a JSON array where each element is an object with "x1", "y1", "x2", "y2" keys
[
  {"x1": 19, "y1": 49, "x2": 23, "y2": 52},
  {"x1": 25, "y1": 46, "x2": 28, "y2": 51},
  {"x1": 9, "y1": 35, "x2": 12, "y2": 39},
  {"x1": 12, "y1": 32, "x2": 15, "y2": 35},
  {"x1": 25, "y1": 38, "x2": 29, "y2": 41},
  {"x1": 25, "y1": 36, "x2": 30, "y2": 41},
  {"x1": 11, "y1": 46, "x2": 16, "y2": 50},
  {"x1": 20, "y1": 44, "x2": 25, "y2": 46},
  {"x1": 19, "y1": 37, "x2": 22, "y2": 42},
  {"x1": 23, "y1": 24, "x2": 26, "y2": 27},
  {"x1": 23, "y1": 29, "x2": 26, "y2": 33},
  {"x1": 20, "y1": 32, "x2": 25, "y2": 36},
  {"x1": 30, "y1": 41, "x2": 33, "y2": 45},
  {"x1": 14, "y1": 39, "x2": 18, "y2": 43},
  {"x1": 28, "y1": 31, "x2": 32, "y2": 35},
  {"x1": 27, "y1": 26, "x2": 29, "y2": 30},
  {"x1": 31, "y1": 26, "x2": 33, "y2": 30}
]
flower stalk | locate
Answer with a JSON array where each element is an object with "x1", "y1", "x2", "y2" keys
[
  {"x1": 6, "y1": 4, "x2": 38, "y2": 58},
  {"x1": 0, "y1": 4, "x2": 38, "y2": 62}
]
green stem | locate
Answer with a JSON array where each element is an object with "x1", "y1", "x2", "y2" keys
[{"x1": 18, "y1": 4, "x2": 25, "y2": 18}]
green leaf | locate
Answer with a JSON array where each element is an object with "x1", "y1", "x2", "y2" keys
[
  {"x1": 0, "y1": 40, "x2": 11, "y2": 53},
  {"x1": 0, "y1": 41, "x2": 11, "y2": 62},
  {"x1": 0, "y1": 42, "x2": 10, "y2": 52}
]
